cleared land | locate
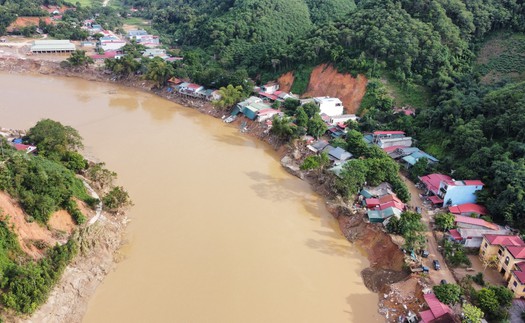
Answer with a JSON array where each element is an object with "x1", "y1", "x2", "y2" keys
[{"x1": 476, "y1": 31, "x2": 525, "y2": 84}]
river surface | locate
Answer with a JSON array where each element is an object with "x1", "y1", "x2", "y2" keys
[{"x1": 0, "y1": 73, "x2": 380, "y2": 322}]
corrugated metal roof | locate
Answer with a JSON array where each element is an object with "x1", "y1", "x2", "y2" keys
[
  {"x1": 31, "y1": 40, "x2": 75, "y2": 51},
  {"x1": 454, "y1": 215, "x2": 499, "y2": 230},
  {"x1": 449, "y1": 203, "x2": 488, "y2": 215}
]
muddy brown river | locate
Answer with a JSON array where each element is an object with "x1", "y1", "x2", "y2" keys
[{"x1": 0, "y1": 73, "x2": 380, "y2": 322}]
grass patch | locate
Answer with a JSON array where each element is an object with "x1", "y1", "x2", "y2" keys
[
  {"x1": 383, "y1": 74, "x2": 431, "y2": 108},
  {"x1": 74, "y1": 0, "x2": 101, "y2": 7},
  {"x1": 290, "y1": 65, "x2": 313, "y2": 95},
  {"x1": 123, "y1": 17, "x2": 150, "y2": 28},
  {"x1": 475, "y1": 31, "x2": 525, "y2": 84}
]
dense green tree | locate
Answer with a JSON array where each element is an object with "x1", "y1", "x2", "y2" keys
[
  {"x1": 102, "y1": 186, "x2": 132, "y2": 213},
  {"x1": 270, "y1": 116, "x2": 297, "y2": 143},
  {"x1": 295, "y1": 107, "x2": 308, "y2": 128},
  {"x1": 339, "y1": 159, "x2": 368, "y2": 196},
  {"x1": 475, "y1": 288, "x2": 500, "y2": 317},
  {"x1": 300, "y1": 152, "x2": 330, "y2": 171},
  {"x1": 282, "y1": 98, "x2": 301, "y2": 116},
  {"x1": 386, "y1": 211, "x2": 426, "y2": 250},
  {"x1": 435, "y1": 213, "x2": 455, "y2": 231},
  {"x1": 409, "y1": 158, "x2": 428, "y2": 182},
  {"x1": 462, "y1": 303, "x2": 483, "y2": 323},
  {"x1": 66, "y1": 50, "x2": 94, "y2": 67},
  {"x1": 105, "y1": 56, "x2": 141, "y2": 77},
  {"x1": 145, "y1": 57, "x2": 175, "y2": 88},
  {"x1": 212, "y1": 84, "x2": 244, "y2": 110},
  {"x1": 26, "y1": 119, "x2": 83, "y2": 162},
  {"x1": 306, "y1": 113, "x2": 327, "y2": 138},
  {"x1": 302, "y1": 102, "x2": 320, "y2": 118},
  {"x1": 433, "y1": 283, "x2": 462, "y2": 305}
]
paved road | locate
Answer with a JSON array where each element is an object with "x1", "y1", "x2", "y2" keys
[{"x1": 400, "y1": 173, "x2": 457, "y2": 285}]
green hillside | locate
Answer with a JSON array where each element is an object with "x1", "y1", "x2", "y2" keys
[
  {"x1": 476, "y1": 32, "x2": 525, "y2": 84},
  {"x1": 109, "y1": 0, "x2": 525, "y2": 230}
]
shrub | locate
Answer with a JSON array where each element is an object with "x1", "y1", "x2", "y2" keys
[{"x1": 472, "y1": 272, "x2": 485, "y2": 286}]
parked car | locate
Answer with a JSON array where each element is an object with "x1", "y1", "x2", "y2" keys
[
  {"x1": 440, "y1": 279, "x2": 447, "y2": 285},
  {"x1": 421, "y1": 250, "x2": 429, "y2": 258},
  {"x1": 433, "y1": 260, "x2": 441, "y2": 270},
  {"x1": 416, "y1": 206, "x2": 422, "y2": 214}
]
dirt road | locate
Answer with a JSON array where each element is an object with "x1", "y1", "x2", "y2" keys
[{"x1": 399, "y1": 172, "x2": 457, "y2": 285}]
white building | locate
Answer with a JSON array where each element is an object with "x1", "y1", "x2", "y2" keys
[
  {"x1": 329, "y1": 114, "x2": 359, "y2": 125},
  {"x1": 127, "y1": 29, "x2": 148, "y2": 39},
  {"x1": 438, "y1": 180, "x2": 485, "y2": 206},
  {"x1": 31, "y1": 40, "x2": 75, "y2": 53},
  {"x1": 313, "y1": 97, "x2": 344, "y2": 116},
  {"x1": 100, "y1": 41, "x2": 126, "y2": 51},
  {"x1": 377, "y1": 136, "x2": 413, "y2": 149}
]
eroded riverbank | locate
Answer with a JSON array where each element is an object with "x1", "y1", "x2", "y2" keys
[{"x1": 0, "y1": 69, "x2": 387, "y2": 322}]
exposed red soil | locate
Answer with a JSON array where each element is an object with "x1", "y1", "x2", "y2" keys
[
  {"x1": 48, "y1": 210, "x2": 76, "y2": 235},
  {"x1": 336, "y1": 210, "x2": 405, "y2": 271},
  {"x1": 302, "y1": 64, "x2": 368, "y2": 114},
  {"x1": 75, "y1": 198, "x2": 96, "y2": 221},
  {"x1": 0, "y1": 191, "x2": 59, "y2": 258},
  {"x1": 277, "y1": 71, "x2": 294, "y2": 92}
]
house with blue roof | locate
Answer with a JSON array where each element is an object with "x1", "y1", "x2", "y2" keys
[
  {"x1": 402, "y1": 150, "x2": 439, "y2": 168},
  {"x1": 327, "y1": 147, "x2": 352, "y2": 164},
  {"x1": 367, "y1": 207, "x2": 402, "y2": 223}
]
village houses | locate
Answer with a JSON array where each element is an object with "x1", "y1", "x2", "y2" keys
[
  {"x1": 419, "y1": 174, "x2": 484, "y2": 206},
  {"x1": 478, "y1": 234, "x2": 525, "y2": 298}
]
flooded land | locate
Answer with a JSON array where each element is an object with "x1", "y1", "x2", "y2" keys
[{"x1": 0, "y1": 73, "x2": 380, "y2": 322}]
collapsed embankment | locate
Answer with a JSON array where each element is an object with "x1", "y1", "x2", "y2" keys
[
  {"x1": 1, "y1": 57, "x2": 404, "y2": 321},
  {"x1": 277, "y1": 64, "x2": 368, "y2": 114},
  {"x1": 279, "y1": 145, "x2": 409, "y2": 289}
]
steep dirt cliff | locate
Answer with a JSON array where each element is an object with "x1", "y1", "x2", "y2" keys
[
  {"x1": 278, "y1": 64, "x2": 368, "y2": 114},
  {"x1": 303, "y1": 64, "x2": 368, "y2": 114},
  {"x1": 277, "y1": 71, "x2": 294, "y2": 92}
]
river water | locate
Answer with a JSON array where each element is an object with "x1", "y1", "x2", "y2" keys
[{"x1": 0, "y1": 73, "x2": 380, "y2": 322}]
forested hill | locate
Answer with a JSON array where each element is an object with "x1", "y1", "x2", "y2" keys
[{"x1": 120, "y1": 0, "x2": 525, "y2": 229}]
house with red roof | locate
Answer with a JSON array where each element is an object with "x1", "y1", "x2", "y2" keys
[
  {"x1": 479, "y1": 234, "x2": 525, "y2": 262},
  {"x1": 476, "y1": 234, "x2": 525, "y2": 297},
  {"x1": 454, "y1": 215, "x2": 498, "y2": 231},
  {"x1": 448, "y1": 203, "x2": 488, "y2": 217},
  {"x1": 178, "y1": 83, "x2": 205, "y2": 97},
  {"x1": 370, "y1": 130, "x2": 412, "y2": 149},
  {"x1": 448, "y1": 215, "x2": 510, "y2": 248},
  {"x1": 365, "y1": 193, "x2": 405, "y2": 223},
  {"x1": 419, "y1": 293, "x2": 455, "y2": 323},
  {"x1": 419, "y1": 174, "x2": 483, "y2": 206},
  {"x1": 393, "y1": 107, "x2": 416, "y2": 116},
  {"x1": 507, "y1": 261, "x2": 525, "y2": 298},
  {"x1": 90, "y1": 50, "x2": 123, "y2": 60},
  {"x1": 256, "y1": 108, "x2": 282, "y2": 122},
  {"x1": 498, "y1": 245, "x2": 525, "y2": 281},
  {"x1": 13, "y1": 143, "x2": 37, "y2": 154}
]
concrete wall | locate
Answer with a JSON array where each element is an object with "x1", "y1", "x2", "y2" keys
[
  {"x1": 443, "y1": 185, "x2": 482, "y2": 205},
  {"x1": 508, "y1": 274, "x2": 525, "y2": 298}
]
